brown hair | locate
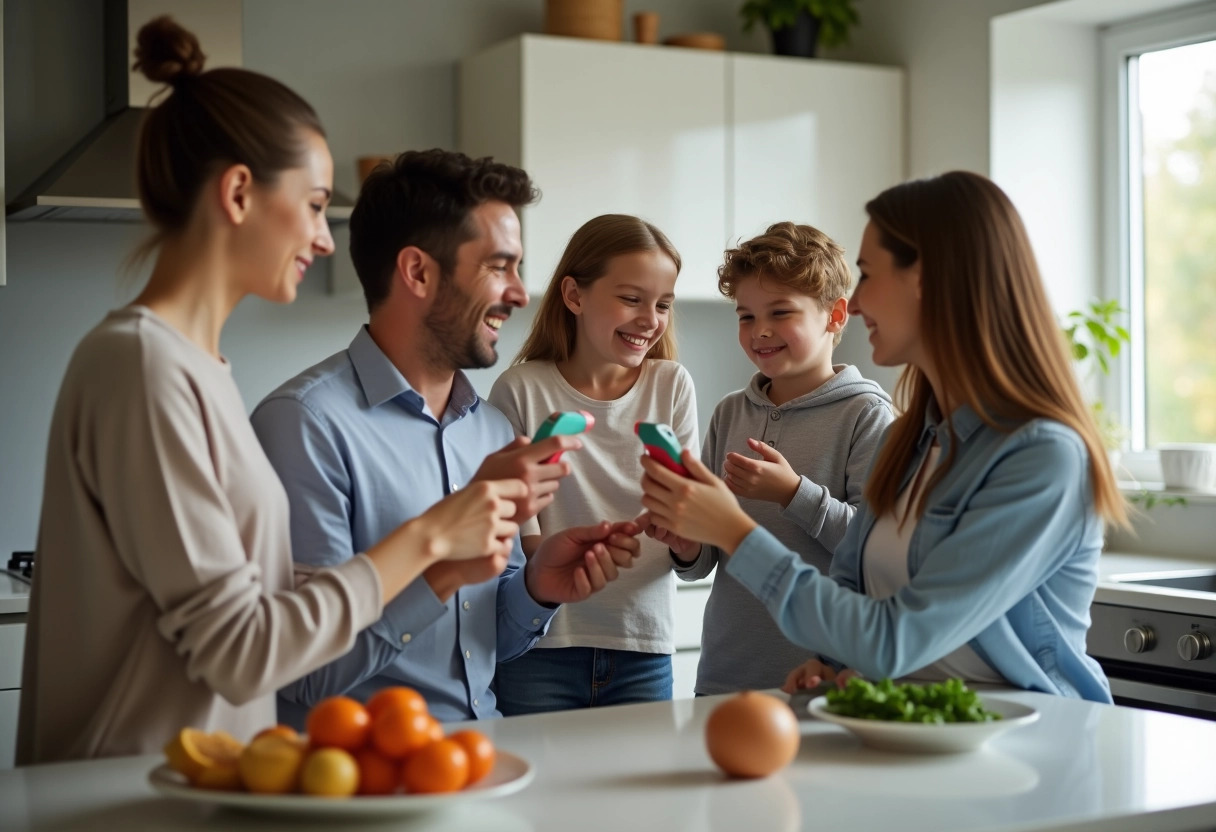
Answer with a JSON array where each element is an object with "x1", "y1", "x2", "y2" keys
[
  {"x1": 514, "y1": 214, "x2": 682, "y2": 365},
  {"x1": 133, "y1": 16, "x2": 325, "y2": 240},
  {"x1": 863, "y1": 171, "x2": 1128, "y2": 527},
  {"x1": 718, "y1": 221, "x2": 853, "y2": 346},
  {"x1": 349, "y1": 149, "x2": 539, "y2": 313}
]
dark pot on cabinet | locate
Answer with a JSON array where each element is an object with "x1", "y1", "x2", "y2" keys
[{"x1": 770, "y1": 10, "x2": 821, "y2": 58}]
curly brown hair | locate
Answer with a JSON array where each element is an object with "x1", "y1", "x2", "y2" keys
[{"x1": 718, "y1": 221, "x2": 854, "y2": 345}]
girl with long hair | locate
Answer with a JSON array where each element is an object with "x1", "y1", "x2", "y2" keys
[{"x1": 489, "y1": 214, "x2": 698, "y2": 713}]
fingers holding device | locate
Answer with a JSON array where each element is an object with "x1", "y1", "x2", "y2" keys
[
  {"x1": 533, "y1": 411, "x2": 596, "y2": 463},
  {"x1": 635, "y1": 422, "x2": 690, "y2": 477}
]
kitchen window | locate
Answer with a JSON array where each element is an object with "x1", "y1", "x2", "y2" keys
[{"x1": 1103, "y1": 6, "x2": 1216, "y2": 463}]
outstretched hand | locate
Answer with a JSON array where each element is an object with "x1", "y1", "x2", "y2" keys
[
  {"x1": 781, "y1": 659, "x2": 859, "y2": 694},
  {"x1": 471, "y1": 435, "x2": 582, "y2": 523},
  {"x1": 724, "y1": 438, "x2": 801, "y2": 507},
  {"x1": 525, "y1": 520, "x2": 643, "y2": 605},
  {"x1": 639, "y1": 450, "x2": 756, "y2": 553},
  {"x1": 635, "y1": 511, "x2": 701, "y2": 562}
]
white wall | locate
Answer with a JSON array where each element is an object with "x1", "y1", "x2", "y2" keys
[{"x1": 0, "y1": 0, "x2": 759, "y2": 558}]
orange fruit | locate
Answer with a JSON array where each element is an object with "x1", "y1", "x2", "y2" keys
[
  {"x1": 370, "y1": 707, "x2": 437, "y2": 760},
  {"x1": 366, "y1": 686, "x2": 428, "y2": 721},
  {"x1": 401, "y1": 739, "x2": 469, "y2": 794},
  {"x1": 163, "y1": 728, "x2": 244, "y2": 790},
  {"x1": 306, "y1": 696, "x2": 371, "y2": 751},
  {"x1": 448, "y1": 730, "x2": 496, "y2": 785},
  {"x1": 298, "y1": 748, "x2": 360, "y2": 797},
  {"x1": 238, "y1": 735, "x2": 305, "y2": 794},
  {"x1": 253, "y1": 724, "x2": 301, "y2": 744},
  {"x1": 354, "y1": 747, "x2": 400, "y2": 796},
  {"x1": 425, "y1": 715, "x2": 444, "y2": 743}
]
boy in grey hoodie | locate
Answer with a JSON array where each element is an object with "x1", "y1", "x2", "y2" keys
[{"x1": 660, "y1": 222, "x2": 894, "y2": 695}]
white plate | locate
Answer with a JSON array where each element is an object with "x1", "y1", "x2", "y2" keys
[
  {"x1": 147, "y1": 750, "x2": 534, "y2": 818},
  {"x1": 807, "y1": 696, "x2": 1039, "y2": 754}
]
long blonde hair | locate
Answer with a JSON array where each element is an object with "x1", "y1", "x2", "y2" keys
[
  {"x1": 514, "y1": 215, "x2": 681, "y2": 364},
  {"x1": 865, "y1": 172, "x2": 1128, "y2": 528}
]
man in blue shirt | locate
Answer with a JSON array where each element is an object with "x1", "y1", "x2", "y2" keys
[{"x1": 253, "y1": 150, "x2": 643, "y2": 724}]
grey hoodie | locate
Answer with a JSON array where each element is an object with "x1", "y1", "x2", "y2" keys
[{"x1": 677, "y1": 364, "x2": 894, "y2": 695}]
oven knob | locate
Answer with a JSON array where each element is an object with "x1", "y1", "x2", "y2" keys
[
  {"x1": 1123, "y1": 627, "x2": 1155, "y2": 654},
  {"x1": 1177, "y1": 632, "x2": 1212, "y2": 662}
]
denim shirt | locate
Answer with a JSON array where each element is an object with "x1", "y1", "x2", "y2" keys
[
  {"x1": 727, "y1": 402, "x2": 1112, "y2": 702},
  {"x1": 251, "y1": 327, "x2": 556, "y2": 724}
]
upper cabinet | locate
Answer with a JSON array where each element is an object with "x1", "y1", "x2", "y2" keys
[{"x1": 460, "y1": 35, "x2": 904, "y2": 300}]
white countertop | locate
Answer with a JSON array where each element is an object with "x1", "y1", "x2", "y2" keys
[
  {"x1": 1096, "y1": 550, "x2": 1216, "y2": 617},
  {"x1": 0, "y1": 573, "x2": 31, "y2": 617},
  {"x1": 2, "y1": 691, "x2": 1215, "y2": 832}
]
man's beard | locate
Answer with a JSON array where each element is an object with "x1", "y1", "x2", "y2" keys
[{"x1": 422, "y1": 275, "x2": 507, "y2": 371}]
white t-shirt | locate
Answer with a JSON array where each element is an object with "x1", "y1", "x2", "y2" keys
[
  {"x1": 862, "y1": 444, "x2": 1008, "y2": 685},
  {"x1": 488, "y1": 359, "x2": 699, "y2": 654}
]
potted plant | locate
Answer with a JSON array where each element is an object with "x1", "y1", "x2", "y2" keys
[
  {"x1": 1061, "y1": 299, "x2": 1131, "y2": 454},
  {"x1": 739, "y1": 0, "x2": 860, "y2": 58}
]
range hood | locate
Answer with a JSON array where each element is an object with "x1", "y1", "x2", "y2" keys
[{"x1": 6, "y1": 0, "x2": 353, "y2": 223}]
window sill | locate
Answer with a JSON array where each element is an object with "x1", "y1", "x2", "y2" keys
[{"x1": 1118, "y1": 481, "x2": 1216, "y2": 506}]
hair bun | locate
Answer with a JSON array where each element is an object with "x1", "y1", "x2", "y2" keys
[{"x1": 132, "y1": 16, "x2": 206, "y2": 86}]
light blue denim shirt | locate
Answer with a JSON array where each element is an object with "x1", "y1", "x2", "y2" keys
[
  {"x1": 727, "y1": 402, "x2": 1113, "y2": 702},
  {"x1": 251, "y1": 327, "x2": 556, "y2": 724}
]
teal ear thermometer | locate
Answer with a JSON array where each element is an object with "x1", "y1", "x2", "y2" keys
[
  {"x1": 635, "y1": 422, "x2": 690, "y2": 477},
  {"x1": 532, "y1": 411, "x2": 595, "y2": 463}
]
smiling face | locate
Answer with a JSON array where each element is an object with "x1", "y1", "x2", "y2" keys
[
  {"x1": 734, "y1": 275, "x2": 843, "y2": 396},
  {"x1": 848, "y1": 221, "x2": 924, "y2": 368},
  {"x1": 563, "y1": 249, "x2": 679, "y2": 370},
  {"x1": 423, "y1": 200, "x2": 526, "y2": 370},
  {"x1": 238, "y1": 130, "x2": 336, "y2": 304}
]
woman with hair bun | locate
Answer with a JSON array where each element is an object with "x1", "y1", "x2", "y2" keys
[{"x1": 17, "y1": 16, "x2": 526, "y2": 764}]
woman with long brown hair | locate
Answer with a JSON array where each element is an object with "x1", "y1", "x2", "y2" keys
[
  {"x1": 18, "y1": 17, "x2": 524, "y2": 764},
  {"x1": 640, "y1": 171, "x2": 1125, "y2": 701}
]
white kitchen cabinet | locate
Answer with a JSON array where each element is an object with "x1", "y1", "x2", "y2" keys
[
  {"x1": 0, "y1": 619, "x2": 25, "y2": 769},
  {"x1": 460, "y1": 36, "x2": 904, "y2": 300},
  {"x1": 461, "y1": 35, "x2": 728, "y2": 296},
  {"x1": 730, "y1": 54, "x2": 904, "y2": 258}
]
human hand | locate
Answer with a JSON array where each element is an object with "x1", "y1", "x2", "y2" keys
[
  {"x1": 471, "y1": 435, "x2": 582, "y2": 522},
  {"x1": 423, "y1": 553, "x2": 510, "y2": 603},
  {"x1": 639, "y1": 450, "x2": 757, "y2": 553},
  {"x1": 525, "y1": 520, "x2": 642, "y2": 605},
  {"x1": 780, "y1": 660, "x2": 858, "y2": 694},
  {"x1": 635, "y1": 511, "x2": 701, "y2": 562},
  {"x1": 421, "y1": 479, "x2": 525, "y2": 561},
  {"x1": 723, "y1": 439, "x2": 801, "y2": 507}
]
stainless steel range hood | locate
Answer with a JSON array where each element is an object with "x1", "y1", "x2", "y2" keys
[{"x1": 6, "y1": 0, "x2": 353, "y2": 223}]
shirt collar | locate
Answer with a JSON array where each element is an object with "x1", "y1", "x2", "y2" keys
[
  {"x1": 919, "y1": 397, "x2": 985, "y2": 452},
  {"x1": 347, "y1": 326, "x2": 481, "y2": 417}
]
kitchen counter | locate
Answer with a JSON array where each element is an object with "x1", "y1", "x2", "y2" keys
[
  {"x1": 2, "y1": 691, "x2": 1215, "y2": 832},
  {"x1": 0, "y1": 573, "x2": 30, "y2": 616},
  {"x1": 1097, "y1": 550, "x2": 1216, "y2": 617}
]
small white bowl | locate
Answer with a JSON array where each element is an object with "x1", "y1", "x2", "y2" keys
[
  {"x1": 807, "y1": 696, "x2": 1039, "y2": 754},
  {"x1": 1158, "y1": 444, "x2": 1216, "y2": 491}
]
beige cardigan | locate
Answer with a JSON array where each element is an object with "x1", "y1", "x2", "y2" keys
[{"x1": 17, "y1": 307, "x2": 383, "y2": 764}]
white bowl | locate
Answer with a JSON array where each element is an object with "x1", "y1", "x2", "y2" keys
[
  {"x1": 807, "y1": 696, "x2": 1040, "y2": 754},
  {"x1": 1158, "y1": 444, "x2": 1216, "y2": 491}
]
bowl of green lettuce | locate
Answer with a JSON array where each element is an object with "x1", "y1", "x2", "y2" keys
[{"x1": 807, "y1": 678, "x2": 1039, "y2": 753}]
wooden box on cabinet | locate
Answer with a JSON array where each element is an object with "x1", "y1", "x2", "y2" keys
[{"x1": 459, "y1": 36, "x2": 904, "y2": 301}]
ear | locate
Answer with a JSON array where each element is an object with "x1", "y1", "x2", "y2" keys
[
  {"x1": 395, "y1": 246, "x2": 436, "y2": 300},
  {"x1": 559, "y1": 276, "x2": 583, "y2": 315},
  {"x1": 217, "y1": 163, "x2": 255, "y2": 225},
  {"x1": 826, "y1": 297, "x2": 849, "y2": 333}
]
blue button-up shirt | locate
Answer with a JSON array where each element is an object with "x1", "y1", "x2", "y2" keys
[
  {"x1": 728, "y1": 402, "x2": 1113, "y2": 703},
  {"x1": 251, "y1": 327, "x2": 556, "y2": 724}
]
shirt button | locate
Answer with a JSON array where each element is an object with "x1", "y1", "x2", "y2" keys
[
  {"x1": 451, "y1": 481, "x2": 460, "y2": 490},
  {"x1": 770, "y1": 410, "x2": 781, "y2": 421},
  {"x1": 532, "y1": 618, "x2": 541, "y2": 626},
  {"x1": 465, "y1": 649, "x2": 472, "y2": 659},
  {"x1": 473, "y1": 698, "x2": 479, "y2": 707},
  {"x1": 401, "y1": 633, "x2": 412, "y2": 644},
  {"x1": 462, "y1": 601, "x2": 471, "y2": 611}
]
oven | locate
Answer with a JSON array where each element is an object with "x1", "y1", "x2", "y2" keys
[{"x1": 1087, "y1": 568, "x2": 1216, "y2": 721}]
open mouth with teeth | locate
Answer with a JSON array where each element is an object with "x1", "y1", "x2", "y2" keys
[
  {"x1": 753, "y1": 345, "x2": 786, "y2": 357},
  {"x1": 484, "y1": 315, "x2": 505, "y2": 333},
  {"x1": 618, "y1": 331, "x2": 650, "y2": 350}
]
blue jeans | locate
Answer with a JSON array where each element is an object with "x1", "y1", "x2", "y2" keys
[{"x1": 495, "y1": 647, "x2": 672, "y2": 716}]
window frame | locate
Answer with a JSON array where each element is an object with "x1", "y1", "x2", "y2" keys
[{"x1": 1101, "y1": 4, "x2": 1216, "y2": 479}]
